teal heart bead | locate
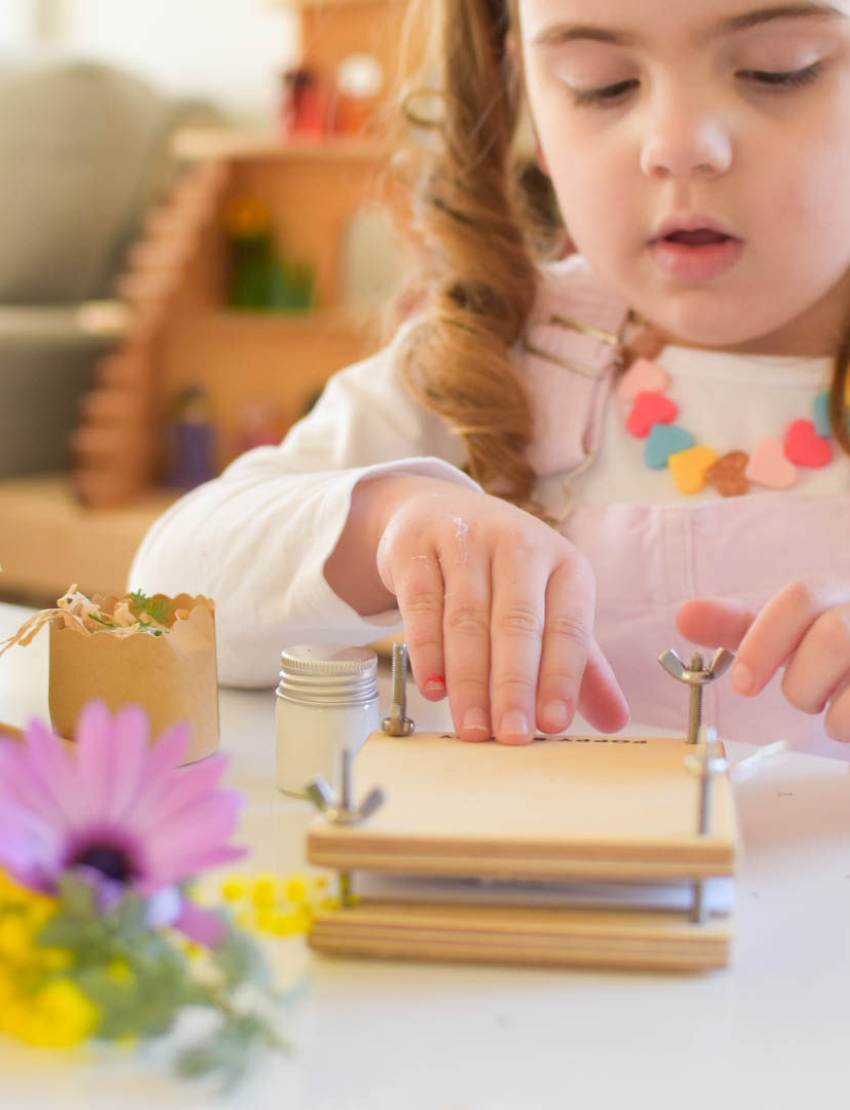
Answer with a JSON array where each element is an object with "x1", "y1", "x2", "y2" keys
[
  {"x1": 813, "y1": 391, "x2": 831, "y2": 438},
  {"x1": 644, "y1": 424, "x2": 696, "y2": 469},
  {"x1": 813, "y1": 390, "x2": 850, "y2": 438}
]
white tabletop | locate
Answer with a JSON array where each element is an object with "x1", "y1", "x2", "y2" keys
[{"x1": 1, "y1": 601, "x2": 849, "y2": 1110}]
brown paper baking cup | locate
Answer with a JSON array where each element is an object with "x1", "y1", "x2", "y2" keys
[{"x1": 48, "y1": 594, "x2": 219, "y2": 764}]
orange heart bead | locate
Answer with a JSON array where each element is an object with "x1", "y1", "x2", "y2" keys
[{"x1": 705, "y1": 451, "x2": 750, "y2": 497}]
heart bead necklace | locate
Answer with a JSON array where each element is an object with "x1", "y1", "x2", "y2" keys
[{"x1": 616, "y1": 318, "x2": 841, "y2": 497}]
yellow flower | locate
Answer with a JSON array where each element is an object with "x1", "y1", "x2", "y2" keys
[
  {"x1": 0, "y1": 969, "x2": 17, "y2": 1006},
  {"x1": 2, "y1": 979, "x2": 98, "y2": 1047},
  {"x1": 251, "y1": 875, "x2": 280, "y2": 908},
  {"x1": 269, "y1": 910, "x2": 311, "y2": 937},
  {"x1": 283, "y1": 874, "x2": 309, "y2": 906},
  {"x1": 255, "y1": 907, "x2": 276, "y2": 933},
  {"x1": 212, "y1": 869, "x2": 333, "y2": 937},
  {"x1": 0, "y1": 914, "x2": 35, "y2": 963},
  {"x1": 107, "y1": 959, "x2": 134, "y2": 986},
  {"x1": 221, "y1": 876, "x2": 248, "y2": 902}
]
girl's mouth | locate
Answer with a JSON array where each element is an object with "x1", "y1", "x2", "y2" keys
[{"x1": 650, "y1": 229, "x2": 743, "y2": 281}]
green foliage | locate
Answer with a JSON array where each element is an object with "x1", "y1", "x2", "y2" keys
[
  {"x1": 36, "y1": 875, "x2": 288, "y2": 1090},
  {"x1": 129, "y1": 590, "x2": 172, "y2": 628}
]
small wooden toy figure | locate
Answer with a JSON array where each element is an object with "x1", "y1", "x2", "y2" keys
[
  {"x1": 279, "y1": 67, "x2": 333, "y2": 139},
  {"x1": 224, "y1": 196, "x2": 288, "y2": 311},
  {"x1": 224, "y1": 196, "x2": 316, "y2": 312},
  {"x1": 333, "y1": 54, "x2": 384, "y2": 136},
  {"x1": 165, "y1": 386, "x2": 217, "y2": 489},
  {"x1": 233, "y1": 400, "x2": 285, "y2": 456}
]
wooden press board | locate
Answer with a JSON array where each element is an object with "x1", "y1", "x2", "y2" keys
[{"x1": 307, "y1": 732, "x2": 738, "y2": 971}]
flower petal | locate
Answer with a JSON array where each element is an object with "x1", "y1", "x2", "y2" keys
[
  {"x1": 101, "y1": 705, "x2": 151, "y2": 823},
  {"x1": 145, "y1": 884, "x2": 183, "y2": 929},
  {"x1": 74, "y1": 701, "x2": 119, "y2": 823},
  {"x1": 123, "y1": 721, "x2": 192, "y2": 825},
  {"x1": 26, "y1": 718, "x2": 88, "y2": 828},
  {"x1": 0, "y1": 727, "x2": 74, "y2": 831},
  {"x1": 143, "y1": 790, "x2": 242, "y2": 873},
  {"x1": 174, "y1": 897, "x2": 227, "y2": 948},
  {"x1": 129, "y1": 753, "x2": 231, "y2": 836},
  {"x1": 0, "y1": 796, "x2": 63, "y2": 892}
]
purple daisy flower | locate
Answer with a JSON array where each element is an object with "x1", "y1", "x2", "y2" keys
[{"x1": 0, "y1": 701, "x2": 247, "y2": 946}]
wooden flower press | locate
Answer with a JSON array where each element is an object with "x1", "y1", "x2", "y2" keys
[{"x1": 305, "y1": 646, "x2": 739, "y2": 972}]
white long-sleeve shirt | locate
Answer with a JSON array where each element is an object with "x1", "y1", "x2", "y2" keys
[
  {"x1": 131, "y1": 325, "x2": 481, "y2": 686},
  {"x1": 130, "y1": 258, "x2": 850, "y2": 758}
]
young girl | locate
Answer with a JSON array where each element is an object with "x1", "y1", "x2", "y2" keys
[{"x1": 132, "y1": 0, "x2": 850, "y2": 757}]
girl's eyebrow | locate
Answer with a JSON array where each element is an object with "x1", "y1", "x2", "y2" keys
[{"x1": 529, "y1": 3, "x2": 844, "y2": 48}]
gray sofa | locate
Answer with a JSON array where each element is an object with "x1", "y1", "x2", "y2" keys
[{"x1": 0, "y1": 58, "x2": 217, "y2": 475}]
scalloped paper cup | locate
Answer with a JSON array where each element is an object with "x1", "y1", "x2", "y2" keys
[{"x1": 48, "y1": 593, "x2": 219, "y2": 764}]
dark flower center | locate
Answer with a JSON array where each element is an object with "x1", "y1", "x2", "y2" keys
[{"x1": 73, "y1": 845, "x2": 133, "y2": 883}]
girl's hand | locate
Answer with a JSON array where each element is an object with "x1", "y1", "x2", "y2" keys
[
  {"x1": 374, "y1": 477, "x2": 630, "y2": 744},
  {"x1": 677, "y1": 577, "x2": 850, "y2": 741}
]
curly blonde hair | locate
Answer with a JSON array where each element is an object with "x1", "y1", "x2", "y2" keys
[
  {"x1": 392, "y1": 0, "x2": 559, "y2": 510},
  {"x1": 394, "y1": 0, "x2": 850, "y2": 497}
]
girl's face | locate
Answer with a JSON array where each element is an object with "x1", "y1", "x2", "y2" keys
[{"x1": 518, "y1": 0, "x2": 850, "y2": 355}]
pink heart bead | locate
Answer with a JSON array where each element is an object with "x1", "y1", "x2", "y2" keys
[
  {"x1": 784, "y1": 418, "x2": 833, "y2": 468},
  {"x1": 626, "y1": 391, "x2": 678, "y2": 438},
  {"x1": 745, "y1": 436, "x2": 797, "y2": 490},
  {"x1": 616, "y1": 358, "x2": 670, "y2": 403}
]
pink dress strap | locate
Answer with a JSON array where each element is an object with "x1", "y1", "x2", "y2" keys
[{"x1": 521, "y1": 257, "x2": 630, "y2": 477}]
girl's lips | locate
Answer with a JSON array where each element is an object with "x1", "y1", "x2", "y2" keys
[{"x1": 649, "y1": 235, "x2": 743, "y2": 281}]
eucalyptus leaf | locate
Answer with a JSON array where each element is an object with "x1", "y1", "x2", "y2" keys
[
  {"x1": 213, "y1": 927, "x2": 274, "y2": 990},
  {"x1": 56, "y1": 873, "x2": 97, "y2": 916}
]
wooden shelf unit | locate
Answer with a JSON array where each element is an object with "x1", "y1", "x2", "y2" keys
[
  {"x1": 68, "y1": 0, "x2": 413, "y2": 508},
  {"x1": 0, "y1": 0, "x2": 416, "y2": 606}
]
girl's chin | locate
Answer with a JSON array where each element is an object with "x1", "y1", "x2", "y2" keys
[
  {"x1": 631, "y1": 309, "x2": 760, "y2": 351},
  {"x1": 632, "y1": 287, "x2": 780, "y2": 350}
]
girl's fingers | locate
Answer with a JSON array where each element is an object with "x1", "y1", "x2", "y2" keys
[
  {"x1": 575, "y1": 638, "x2": 631, "y2": 734},
  {"x1": 676, "y1": 597, "x2": 759, "y2": 650},
  {"x1": 535, "y1": 557, "x2": 602, "y2": 734},
  {"x1": 391, "y1": 548, "x2": 447, "y2": 708},
  {"x1": 440, "y1": 549, "x2": 494, "y2": 743},
  {"x1": 488, "y1": 539, "x2": 561, "y2": 745},
  {"x1": 781, "y1": 604, "x2": 850, "y2": 715},
  {"x1": 732, "y1": 580, "x2": 850, "y2": 696},
  {"x1": 824, "y1": 677, "x2": 850, "y2": 742}
]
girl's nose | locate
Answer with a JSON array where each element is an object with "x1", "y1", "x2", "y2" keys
[{"x1": 640, "y1": 99, "x2": 732, "y2": 180}]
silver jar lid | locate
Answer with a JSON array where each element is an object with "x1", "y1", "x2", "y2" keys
[{"x1": 279, "y1": 644, "x2": 377, "y2": 676}]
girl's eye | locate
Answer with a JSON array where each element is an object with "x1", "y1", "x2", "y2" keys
[
  {"x1": 738, "y1": 62, "x2": 822, "y2": 89},
  {"x1": 569, "y1": 79, "x2": 637, "y2": 107},
  {"x1": 568, "y1": 62, "x2": 822, "y2": 108}
]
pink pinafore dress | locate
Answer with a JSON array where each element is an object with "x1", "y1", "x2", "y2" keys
[{"x1": 519, "y1": 259, "x2": 850, "y2": 759}]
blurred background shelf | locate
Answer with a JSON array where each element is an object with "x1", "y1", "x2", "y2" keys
[
  {"x1": 171, "y1": 128, "x2": 390, "y2": 162},
  {"x1": 0, "y1": 476, "x2": 179, "y2": 606},
  {"x1": 0, "y1": 0, "x2": 414, "y2": 604}
]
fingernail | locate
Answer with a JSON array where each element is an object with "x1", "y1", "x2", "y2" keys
[
  {"x1": 541, "y1": 700, "x2": 570, "y2": 733},
  {"x1": 500, "y1": 710, "x2": 530, "y2": 738},
  {"x1": 424, "y1": 673, "x2": 446, "y2": 695},
  {"x1": 462, "y1": 708, "x2": 489, "y2": 734},
  {"x1": 732, "y1": 664, "x2": 755, "y2": 695}
]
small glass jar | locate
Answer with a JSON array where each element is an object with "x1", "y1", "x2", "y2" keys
[{"x1": 275, "y1": 644, "x2": 380, "y2": 798}]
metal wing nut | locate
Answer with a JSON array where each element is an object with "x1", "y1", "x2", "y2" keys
[{"x1": 658, "y1": 646, "x2": 735, "y2": 685}]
